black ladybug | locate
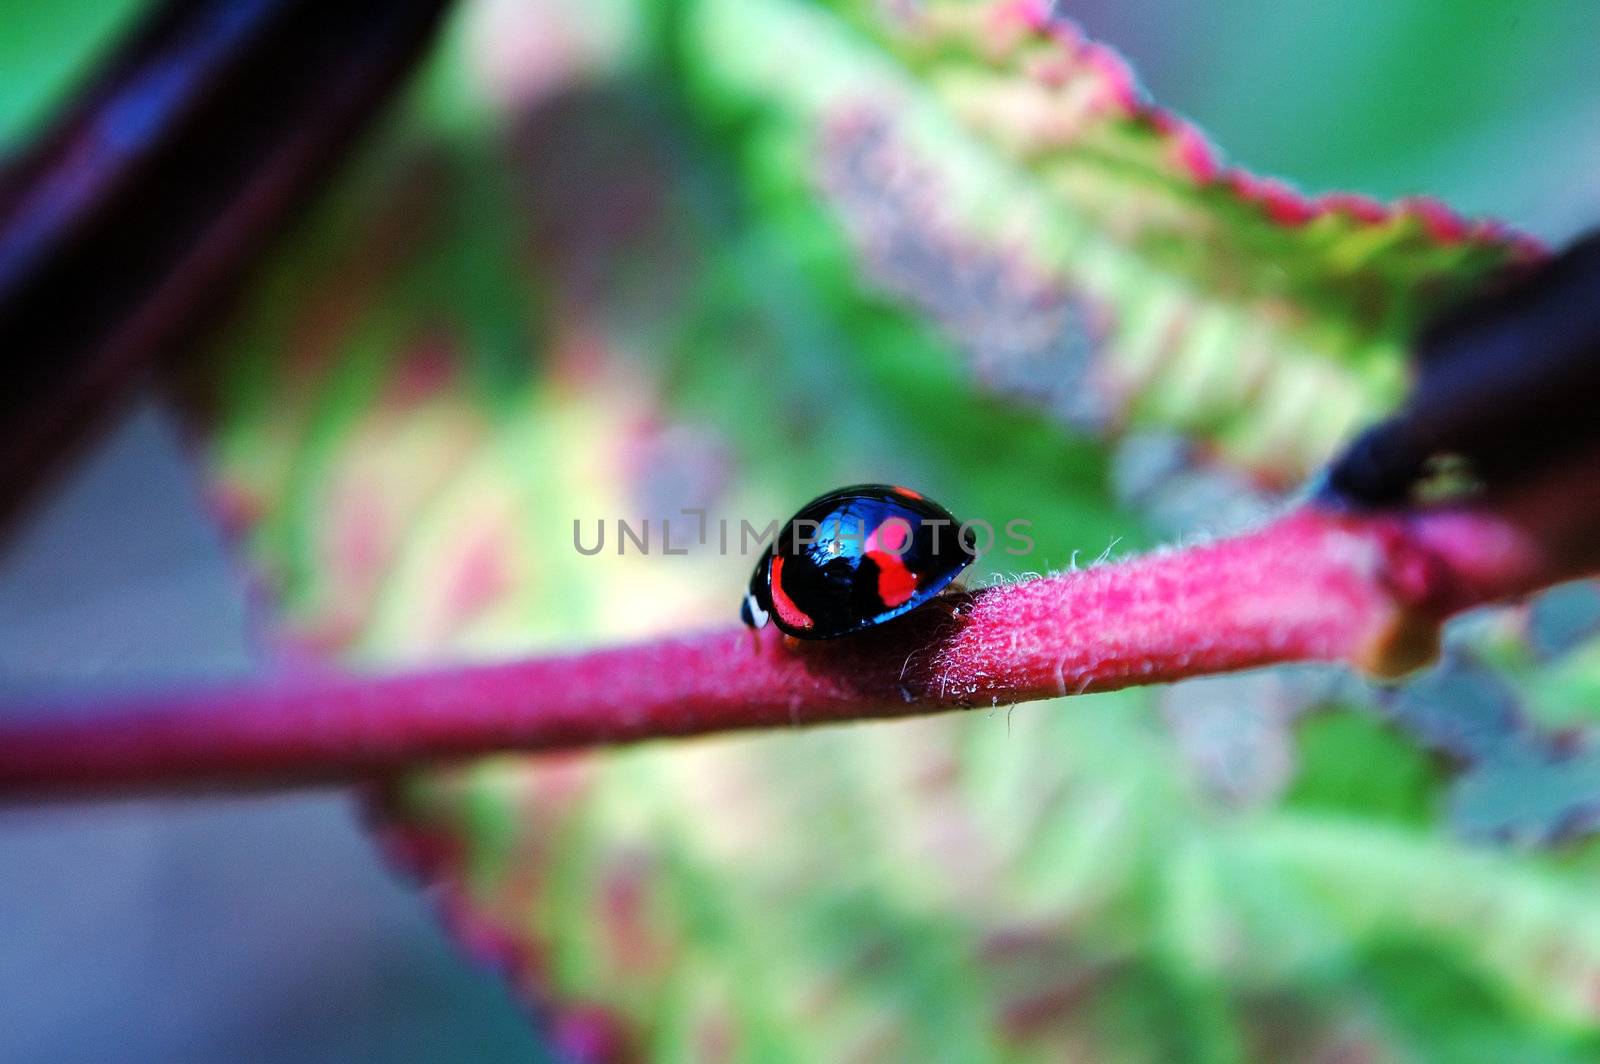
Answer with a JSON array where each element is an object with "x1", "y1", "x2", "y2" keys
[{"x1": 740, "y1": 484, "x2": 979, "y2": 639}]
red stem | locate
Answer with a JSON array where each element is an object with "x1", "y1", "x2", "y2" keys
[{"x1": 0, "y1": 503, "x2": 1562, "y2": 800}]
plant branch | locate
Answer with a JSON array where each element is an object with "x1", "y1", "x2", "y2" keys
[{"x1": 0, "y1": 498, "x2": 1581, "y2": 801}]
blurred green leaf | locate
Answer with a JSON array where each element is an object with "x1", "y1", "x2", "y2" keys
[
  {"x1": 679, "y1": 0, "x2": 1531, "y2": 483},
  {"x1": 167, "y1": 0, "x2": 1600, "y2": 1058},
  {"x1": 0, "y1": 0, "x2": 143, "y2": 149}
]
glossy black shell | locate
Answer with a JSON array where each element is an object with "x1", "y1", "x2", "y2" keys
[{"x1": 741, "y1": 484, "x2": 978, "y2": 639}]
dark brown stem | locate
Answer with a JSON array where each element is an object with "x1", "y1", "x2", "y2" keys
[{"x1": 0, "y1": 0, "x2": 453, "y2": 535}]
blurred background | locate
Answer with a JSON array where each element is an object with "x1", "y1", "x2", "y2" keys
[{"x1": 4, "y1": 0, "x2": 1600, "y2": 1060}]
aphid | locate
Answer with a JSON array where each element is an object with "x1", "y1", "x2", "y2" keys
[{"x1": 740, "y1": 484, "x2": 978, "y2": 639}]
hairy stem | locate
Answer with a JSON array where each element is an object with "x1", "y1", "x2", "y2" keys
[{"x1": 0, "y1": 502, "x2": 1567, "y2": 800}]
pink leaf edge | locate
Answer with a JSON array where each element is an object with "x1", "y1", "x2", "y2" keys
[{"x1": 999, "y1": 0, "x2": 1544, "y2": 254}]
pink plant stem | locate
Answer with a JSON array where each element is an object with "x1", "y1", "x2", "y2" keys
[{"x1": 0, "y1": 505, "x2": 1562, "y2": 800}]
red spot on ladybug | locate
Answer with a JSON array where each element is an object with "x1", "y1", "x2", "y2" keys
[
  {"x1": 741, "y1": 485, "x2": 977, "y2": 639},
  {"x1": 868, "y1": 550, "x2": 919, "y2": 607},
  {"x1": 766, "y1": 555, "x2": 815, "y2": 632},
  {"x1": 863, "y1": 516, "x2": 910, "y2": 554}
]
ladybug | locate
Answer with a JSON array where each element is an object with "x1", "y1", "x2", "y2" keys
[{"x1": 740, "y1": 484, "x2": 979, "y2": 639}]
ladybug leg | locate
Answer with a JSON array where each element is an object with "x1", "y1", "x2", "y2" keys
[{"x1": 926, "y1": 582, "x2": 976, "y2": 622}]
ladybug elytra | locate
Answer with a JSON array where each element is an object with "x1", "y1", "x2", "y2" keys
[{"x1": 740, "y1": 484, "x2": 978, "y2": 639}]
